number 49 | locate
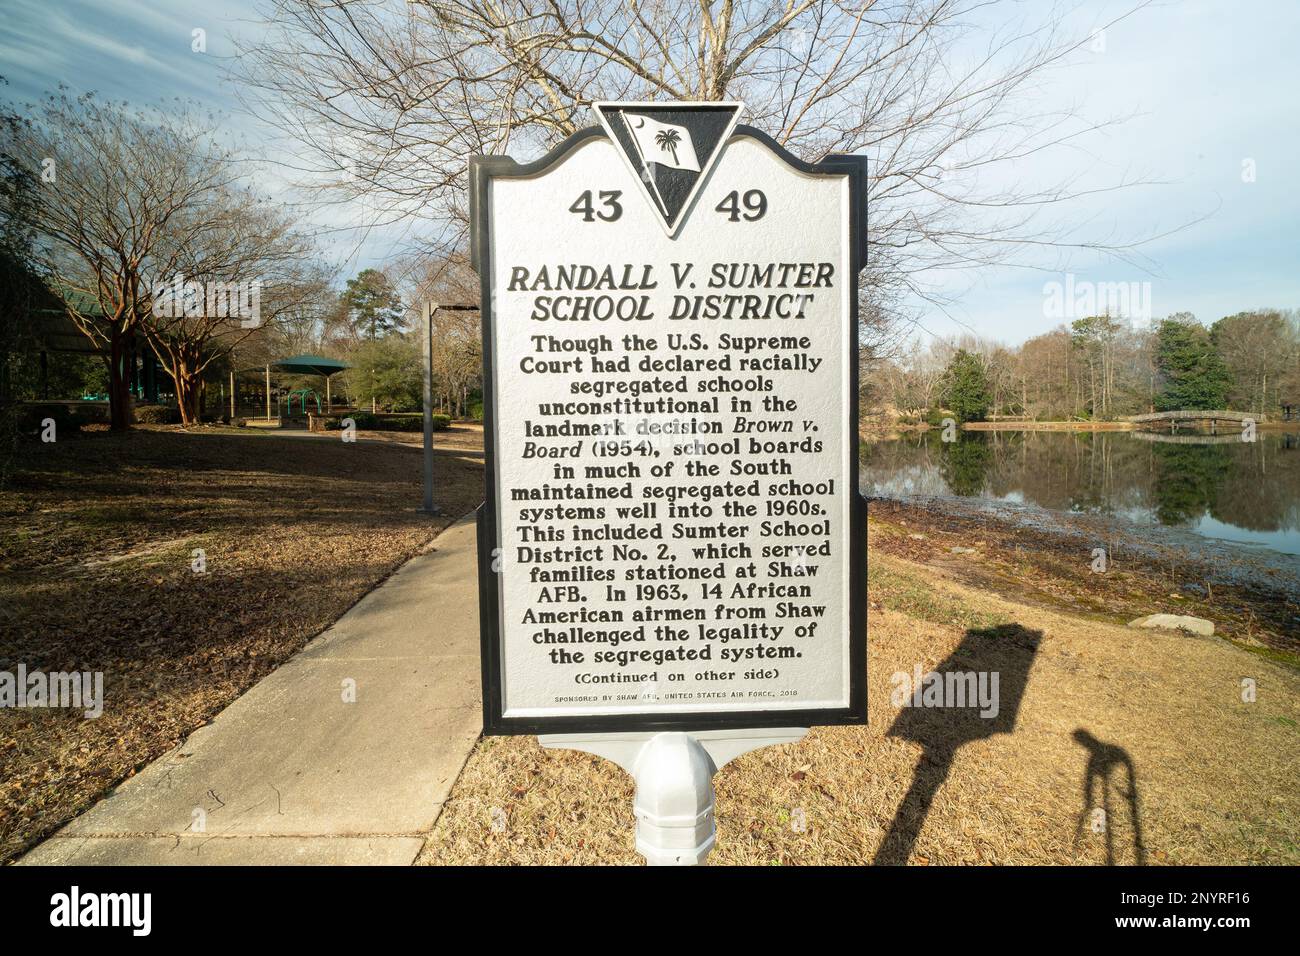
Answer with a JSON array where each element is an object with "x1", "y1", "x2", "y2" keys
[{"x1": 716, "y1": 189, "x2": 767, "y2": 221}]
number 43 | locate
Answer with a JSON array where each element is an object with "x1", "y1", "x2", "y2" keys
[{"x1": 569, "y1": 190, "x2": 622, "y2": 221}]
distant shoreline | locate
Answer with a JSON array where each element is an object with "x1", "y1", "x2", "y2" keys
[
  {"x1": 867, "y1": 496, "x2": 1299, "y2": 663},
  {"x1": 863, "y1": 419, "x2": 1297, "y2": 437},
  {"x1": 962, "y1": 420, "x2": 1133, "y2": 431}
]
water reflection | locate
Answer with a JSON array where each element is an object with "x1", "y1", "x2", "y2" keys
[{"x1": 862, "y1": 430, "x2": 1300, "y2": 555}]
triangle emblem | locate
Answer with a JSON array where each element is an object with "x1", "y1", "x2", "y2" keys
[{"x1": 594, "y1": 101, "x2": 744, "y2": 237}]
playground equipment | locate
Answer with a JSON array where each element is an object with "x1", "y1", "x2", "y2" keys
[
  {"x1": 274, "y1": 355, "x2": 350, "y2": 411},
  {"x1": 280, "y1": 388, "x2": 323, "y2": 418},
  {"x1": 230, "y1": 355, "x2": 350, "y2": 422}
]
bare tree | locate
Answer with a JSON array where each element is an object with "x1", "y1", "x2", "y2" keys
[
  {"x1": 407, "y1": 256, "x2": 482, "y2": 417},
  {"x1": 1212, "y1": 310, "x2": 1298, "y2": 418},
  {"x1": 143, "y1": 192, "x2": 325, "y2": 424},
  {"x1": 236, "y1": 0, "x2": 1158, "y2": 346},
  {"x1": 1016, "y1": 328, "x2": 1081, "y2": 419},
  {"x1": 4, "y1": 91, "x2": 239, "y2": 430}
]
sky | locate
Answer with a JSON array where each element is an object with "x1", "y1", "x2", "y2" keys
[
  {"x1": 1, "y1": 0, "x2": 1296, "y2": 345},
  {"x1": 915, "y1": 0, "x2": 1300, "y2": 344}
]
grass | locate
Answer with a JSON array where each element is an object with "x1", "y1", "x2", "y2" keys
[
  {"x1": 0, "y1": 425, "x2": 483, "y2": 862},
  {"x1": 419, "y1": 502, "x2": 1300, "y2": 866},
  {"x1": 6, "y1": 422, "x2": 1297, "y2": 866},
  {"x1": 867, "y1": 562, "x2": 1009, "y2": 631},
  {"x1": 865, "y1": 500, "x2": 1300, "y2": 661}
]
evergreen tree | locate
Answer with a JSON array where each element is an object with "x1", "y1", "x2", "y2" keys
[
  {"x1": 342, "y1": 269, "x2": 404, "y2": 340},
  {"x1": 939, "y1": 349, "x2": 991, "y2": 422},
  {"x1": 1154, "y1": 317, "x2": 1233, "y2": 410},
  {"x1": 343, "y1": 334, "x2": 422, "y2": 411}
]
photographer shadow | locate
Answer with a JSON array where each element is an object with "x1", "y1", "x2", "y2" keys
[
  {"x1": 1071, "y1": 729, "x2": 1146, "y2": 865},
  {"x1": 874, "y1": 623, "x2": 1042, "y2": 865}
]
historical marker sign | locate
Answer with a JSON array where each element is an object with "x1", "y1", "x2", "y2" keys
[{"x1": 472, "y1": 102, "x2": 867, "y2": 735}]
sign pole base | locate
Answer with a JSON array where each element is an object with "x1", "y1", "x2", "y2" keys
[{"x1": 540, "y1": 728, "x2": 807, "y2": 865}]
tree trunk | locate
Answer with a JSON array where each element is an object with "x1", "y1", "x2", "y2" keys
[
  {"x1": 167, "y1": 347, "x2": 206, "y2": 426},
  {"x1": 108, "y1": 330, "x2": 131, "y2": 431},
  {"x1": 174, "y1": 373, "x2": 202, "y2": 425}
]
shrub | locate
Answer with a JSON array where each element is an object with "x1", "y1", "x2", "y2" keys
[
  {"x1": 337, "y1": 410, "x2": 450, "y2": 432},
  {"x1": 376, "y1": 412, "x2": 449, "y2": 432},
  {"x1": 386, "y1": 413, "x2": 423, "y2": 432},
  {"x1": 373, "y1": 413, "x2": 419, "y2": 432},
  {"x1": 134, "y1": 403, "x2": 181, "y2": 425},
  {"x1": 19, "y1": 403, "x2": 84, "y2": 435},
  {"x1": 347, "y1": 410, "x2": 377, "y2": 430},
  {"x1": 925, "y1": 407, "x2": 951, "y2": 428}
]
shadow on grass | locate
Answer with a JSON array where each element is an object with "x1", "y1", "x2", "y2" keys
[
  {"x1": 1071, "y1": 728, "x2": 1146, "y2": 865},
  {"x1": 11, "y1": 429, "x2": 479, "y2": 480},
  {"x1": 2, "y1": 428, "x2": 487, "y2": 670},
  {"x1": 1, "y1": 427, "x2": 491, "y2": 862},
  {"x1": 4, "y1": 430, "x2": 485, "y2": 542},
  {"x1": 874, "y1": 623, "x2": 1042, "y2": 865}
]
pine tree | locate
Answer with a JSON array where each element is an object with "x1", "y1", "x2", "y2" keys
[
  {"x1": 939, "y1": 349, "x2": 991, "y2": 422},
  {"x1": 1154, "y1": 317, "x2": 1233, "y2": 410},
  {"x1": 342, "y1": 269, "x2": 404, "y2": 340}
]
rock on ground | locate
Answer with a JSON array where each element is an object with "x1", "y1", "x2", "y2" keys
[{"x1": 1127, "y1": 613, "x2": 1216, "y2": 637}]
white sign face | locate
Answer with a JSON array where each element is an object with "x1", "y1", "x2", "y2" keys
[{"x1": 474, "y1": 104, "x2": 866, "y2": 733}]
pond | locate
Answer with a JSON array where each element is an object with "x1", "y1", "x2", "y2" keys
[{"x1": 861, "y1": 429, "x2": 1300, "y2": 556}]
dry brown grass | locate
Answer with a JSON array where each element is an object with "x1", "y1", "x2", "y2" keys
[
  {"x1": 866, "y1": 499, "x2": 1299, "y2": 660},
  {"x1": 0, "y1": 426, "x2": 483, "y2": 862},
  {"x1": 421, "y1": 517, "x2": 1300, "y2": 866},
  {"x1": 355, "y1": 421, "x2": 485, "y2": 457},
  {"x1": 9, "y1": 421, "x2": 1294, "y2": 867}
]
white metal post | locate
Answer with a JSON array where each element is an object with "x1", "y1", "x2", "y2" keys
[
  {"x1": 421, "y1": 302, "x2": 440, "y2": 515},
  {"x1": 540, "y1": 728, "x2": 807, "y2": 865}
]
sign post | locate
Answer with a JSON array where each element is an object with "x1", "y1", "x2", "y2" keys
[{"x1": 471, "y1": 102, "x2": 867, "y2": 864}]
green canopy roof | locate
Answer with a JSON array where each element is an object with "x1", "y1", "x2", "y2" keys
[
  {"x1": 272, "y1": 354, "x2": 351, "y2": 376},
  {"x1": 36, "y1": 284, "x2": 104, "y2": 355}
]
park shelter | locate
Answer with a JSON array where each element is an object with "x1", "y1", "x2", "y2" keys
[
  {"x1": 270, "y1": 354, "x2": 351, "y2": 412},
  {"x1": 34, "y1": 286, "x2": 163, "y2": 403}
]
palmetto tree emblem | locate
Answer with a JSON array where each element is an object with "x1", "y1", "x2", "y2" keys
[{"x1": 655, "y1": 128, "x2": 682, "y2": 165}]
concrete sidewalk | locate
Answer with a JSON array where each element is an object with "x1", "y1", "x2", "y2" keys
[{"x1": 22, "y1": 514, "x2": 483, "y2": 866}]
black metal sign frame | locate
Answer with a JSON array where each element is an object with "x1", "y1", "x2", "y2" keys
[{"x1": 470, "y1": 121, "x2": 868, "y2": 736}]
